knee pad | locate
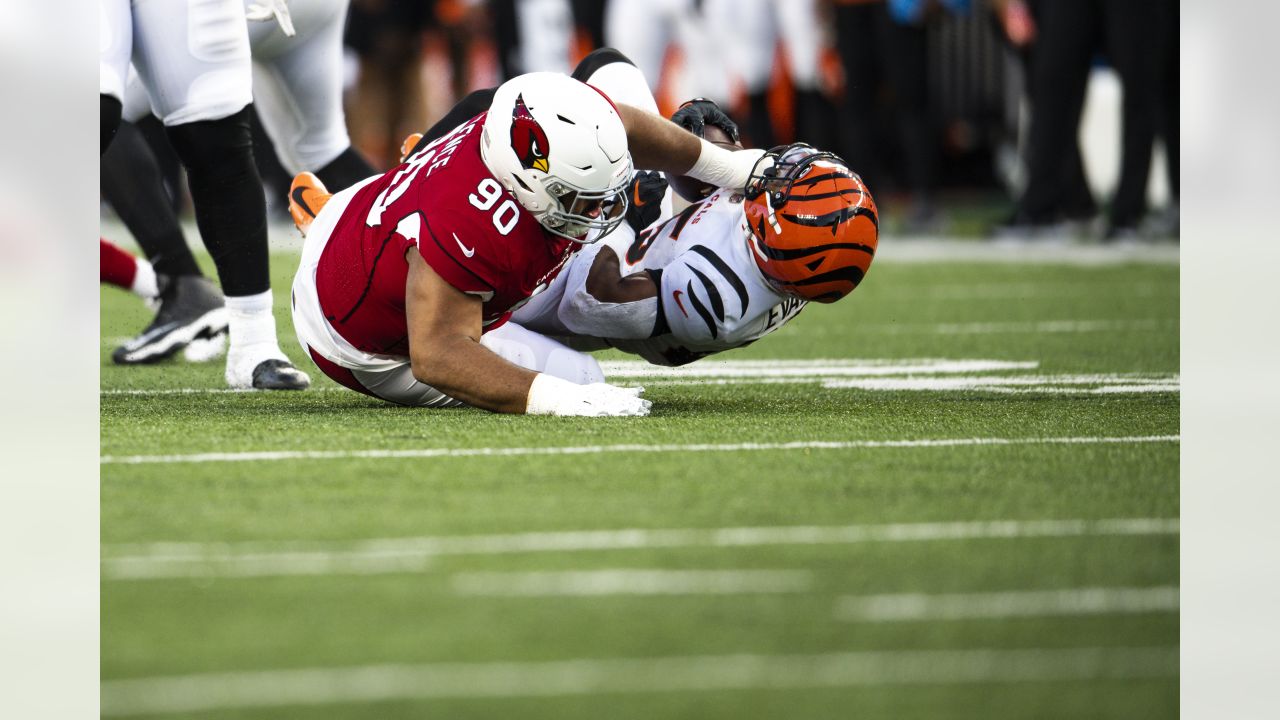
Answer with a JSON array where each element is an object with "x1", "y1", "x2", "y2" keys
[
  {"x1": 571, "y1": 47, "x2": 637, "y2": 82},
  {"x1": 574, "y1": 49, "x2": 658, "y2": 115}
]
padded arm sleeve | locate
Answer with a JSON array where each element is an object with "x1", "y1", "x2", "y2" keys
[{"x1": 557, "y1": 244, "x2": 659, "y2": 340}]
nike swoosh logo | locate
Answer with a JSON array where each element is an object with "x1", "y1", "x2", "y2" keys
[
  {"x1": 125, "y1": 322, "x2": 182, "y2": 350},
  {"x1": 672, "y1": 290, "x2": 689, "y2": 318},
  {"x1": 290, "y1": 187, "x2": 316, "y2": 219},
  {"x1": 453, "y1": 233, "x2": 475, "y2": 258}
]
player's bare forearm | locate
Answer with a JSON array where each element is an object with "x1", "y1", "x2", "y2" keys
[
  {"x1": 414, "y1": 332, "x2": 535, "y2": 413},
  {"x1": 405, "y1": 252, "x2": 536, "y2": 413},
  {"x1": 617, "y1": 103, "x2": 702, "y2": 175},
  {"x1": 586, "y1": 246, "x2": 658, "y2": 303}
]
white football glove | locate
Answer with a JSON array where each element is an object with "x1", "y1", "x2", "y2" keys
[
  {"x1": 246, "y1": 0, "x2": 296, "y2": 37},
  {"x1": 525, "y1": 373, "x2": 652, "y2": 417}
]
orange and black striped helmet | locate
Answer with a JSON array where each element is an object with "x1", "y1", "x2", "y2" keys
[{"x1": 743, "y1": 144, "x2": 878, "y2": 303}]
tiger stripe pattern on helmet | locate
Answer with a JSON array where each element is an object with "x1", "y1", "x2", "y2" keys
[{"x1": 743, "y1": 144, "x2": 879, "y2": 303}]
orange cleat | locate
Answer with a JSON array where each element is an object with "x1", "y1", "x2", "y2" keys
[
  {"x1": 288, "y1": 172, "x2": 331, "y2": 237},
  {"x1": 399, "y1": 133, "x2": 424, "y2": 163}
]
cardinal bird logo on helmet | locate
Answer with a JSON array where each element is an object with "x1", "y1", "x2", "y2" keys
[{"x1": 510, "y1": 94, "x2": 550, "y2": 174}]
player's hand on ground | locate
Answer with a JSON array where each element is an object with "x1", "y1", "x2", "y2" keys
[
  {"x1": 526, "y1": 373, "x2": 652, "y2": 417},
  {"x1": 625, "y1": 171, "x2": 668, "y2": 233},
  {"x1": 671, "y1": 98, "x2": 741, "y2": 143}
]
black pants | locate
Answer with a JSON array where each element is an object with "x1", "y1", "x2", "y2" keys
[
  {"x1": 833, "y1": 5, "x2": 934, "y2": 206},
  {"x1": 1018, "y1": 0, "x2": 1165, "y2": 227}
]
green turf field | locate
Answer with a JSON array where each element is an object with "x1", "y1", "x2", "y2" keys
[{"x1": 100, "y1": 238, "x2": 1179, "y2": 718}]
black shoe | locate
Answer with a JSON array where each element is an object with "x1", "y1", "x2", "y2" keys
[
  {"x1": 251, "y1": 359, "x2": 311, "y2": 390},
  {"x1": 112, "y1": 275, "x2": 228, "y2": 365}
]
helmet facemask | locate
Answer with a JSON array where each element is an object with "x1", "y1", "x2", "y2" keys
[
  {"x1": 480, "y1": 73, "x2": 634, "y2": 245},
  {"x1": 541, "y1": 169, "x2": 631, "y2": 243},
  {"x1": 743, "y1": 143, "x2": 879, "y2": 303}
]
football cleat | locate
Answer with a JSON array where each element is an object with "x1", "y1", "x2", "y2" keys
[
  {"x1": 743, "y1": 144, "x2": 879, "y2": 303},
  {"x1": 399, "y1": 132, "x2": 424, "y2": 163},
  {"x1": 112, "y1": 275, "x2": 228, "y2": 365},
  {"x1": 225, "y1": 349, "x2": 311, "y2": 391},
  {"x1": 251, "y1": 359, "x2": 311, "y2": 391},
  {"x1": 182, "y1": 331, "x2": 227, "y2": 363},
  {"x1": 288, "y1": 172, "x2": 331, "y2": 236}
]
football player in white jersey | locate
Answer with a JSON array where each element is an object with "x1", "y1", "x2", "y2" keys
[
  {"x1": 511, "y1": 102, "x2": 879, "y2": 367},
  {"x1": 104, "y1": 0, "x2": 376, "y2": 366},
  {"x1": 100, "y1": 0, "x2": 309, "y2": 389}
]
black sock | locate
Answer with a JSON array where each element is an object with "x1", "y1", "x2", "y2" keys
[
  {"x1": 101, "y1": 121, "x2": 204, "y2": 278},
  {"x1": 101, "y1": 95, "x2": 122, "y2": 155},
  {"x1": 315, "y1": 146, "x2": 378, "y2": 192},
  {"x1": 135, "y1": 116, "x2": 187, "y2": 215},
  {"x1": 165, "y1": 106, "x2": 270, "y2": 297}
]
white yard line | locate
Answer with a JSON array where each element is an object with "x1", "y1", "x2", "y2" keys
[
  {"x1": 102, "y1": 517, "x2": 1178, "y2": 581},
  {"x1": 597, "y1": 358, "x2": 1039, "y2": 378},
  {"x1": 451, "y1": 569, "x2": 813, "y2": 596},
  {"x1": 821, "y1": 375, "x2": 1179, "y2": 393},
  {"x1": 100, "y1": 645, "x2": 1177, "y2": 716},
  {"x1": 857, "y1": 319, "x2": 1175, "y2": 335},
  {"x1": 99, "y1": 434, "x2": 1179, "y2": 466},
  {"x1": 835, "y1": 586, "x2": 1179, "y2": 623},
  {"x1": 101, "y1": 387, "x2": 348, "y2": 396}
]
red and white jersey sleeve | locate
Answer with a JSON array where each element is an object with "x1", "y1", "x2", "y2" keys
[{"x1": 314, "y1": 113, "x2": 576, "y2": 357}]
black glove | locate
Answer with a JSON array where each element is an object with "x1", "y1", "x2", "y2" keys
[
  {"x1": 671, "y1": 98, "x2": 741, "y2": 143},
  {"x1": 624, "y1": 171, "x2": 668, "y2": 233}
]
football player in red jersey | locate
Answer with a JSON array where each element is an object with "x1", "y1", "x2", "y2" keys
[{"x1": 290, "y1": 49, "x2": 766, "y2": 416}]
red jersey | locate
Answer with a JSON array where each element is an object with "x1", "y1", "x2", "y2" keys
[{"x1": 314, "y1": 114, "x2": 576, "y2": 356}]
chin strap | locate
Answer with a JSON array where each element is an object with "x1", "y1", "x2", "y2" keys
[{"x1": 246, "y1": 0, "x2": 296, "y2": 37}]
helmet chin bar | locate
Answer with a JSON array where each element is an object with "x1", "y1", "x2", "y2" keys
[
  {"x1": 540, "y1": 175, "x2": 630, "y2": 244},
  {"x1": 746, "y1": 143, "x2": 852, "y2": 208}
]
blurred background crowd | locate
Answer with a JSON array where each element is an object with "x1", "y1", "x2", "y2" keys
[{"x1": 118, "y1": 0, "x2": 1179, "y2": 242}]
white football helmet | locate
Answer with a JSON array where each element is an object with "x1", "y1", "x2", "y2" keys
[{"x1": 480, "y1": 72, "x2": 632, "y2": 243}]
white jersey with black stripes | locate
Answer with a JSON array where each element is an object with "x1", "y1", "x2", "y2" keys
[{"x1": 512, "y1": 189, "x2": 807, "y2": 366}]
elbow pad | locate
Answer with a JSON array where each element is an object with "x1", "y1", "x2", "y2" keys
[
  {"x1": 559, "y1": 289, "x2": 659, "y2": 340},
  {"x1": 557, "y1": 249, "x2": 659, "y2": 340}
]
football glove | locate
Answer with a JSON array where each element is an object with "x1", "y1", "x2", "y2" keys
[
  {"x1": 671, "y1": 98, "x2": 741, "y2": 143},
  {"x1": 624, "y1": 171, "x2": 668, "y2": 233},
  {"x1": 525, "y1": 373, "x2": 652, "y2": 417}
]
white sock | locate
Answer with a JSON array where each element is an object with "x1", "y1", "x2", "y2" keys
[
  {"x1": 130, "y1": 260, "x2": 159, "y2": 300},
  {"x1": 224, "y1": 289, "x2": 284, "y2": 359}
]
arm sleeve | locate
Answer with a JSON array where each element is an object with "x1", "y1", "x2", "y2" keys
[{"x1": 557, "y1": 244, "x2": 660, "y2": 340}]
